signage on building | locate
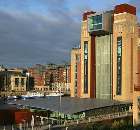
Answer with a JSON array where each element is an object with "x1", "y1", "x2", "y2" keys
[
  {"x1": 84, "y1": 41, "x2": 88, "y2": 93},
  {"x1": 117, "y1": 36, "x2": 122, "y2": 95}
]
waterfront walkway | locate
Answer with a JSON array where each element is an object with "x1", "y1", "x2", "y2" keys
[{"x1": 0, "y1": 111, "x2": 132, "y2": 130}]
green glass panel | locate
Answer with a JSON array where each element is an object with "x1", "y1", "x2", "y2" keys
[
  {"x1": 75, "y1": 54, "x2": 77, "y2": 60},
  {"x1": 95, "y1": 35, "x2": 112, "y2": 99},
  {"x1": 96, "y1": 65, "x2": 100, "y2": 74},
  {"x1": 102, "y1": 55, "x2": 105, "y2": 64},
  {"x1": 102, "y1": 75, "x2": 105, "y2": 85},
  {"x1": 104, "y1": 75, "x2": 107, "y2": 85},
  {"x1": 108, "y1": 45, "x2": 110, "y2": 55},
  {"x1": 96, "y1": 55, "x2": 100, "y2": 64},
  {"x1": 107, "y1": 75, "x2": 110, "y2": 84},
  {"x1": 101, "y1": 44, "x2": 104, "y2": 55},
  {"x1": 107, "y1": 54, "x2": 110, "y2": 63},
  {"x1": 97, "y1": 15, "x2": 102, "y2": 24},
  {"x1": 98, "y1": 24, "x2": 102, "y2": 29},
  {"x1": 97, "y1": 37, "x2": 100, "y2": 45},
  {"x1": 101, "y1": 65, "x2": 104, "y2": 74},
  {"x1": 107, "y1": 95, "x2": 110, "y2": 99},
  {"x1": 97, "y1": 75, "x2": 100, "y2": 85},
  {"x1": 96, "y1": 85, "x2": 100, "y2": 98},
  {"x1": 97, "y1": 45, "x2": 100, "y2": 55},
  {"x1": 107, "y1": 85, "x2": 110, "y2": 95},
  {"x1": 84, "y1": 44, "x2": 88, "y2": 53},
  {"x1": 105, "y1": 64, "x2": 109, "y2": 74},
  {"x1": 105, "y1": 55, "x2": 107, "y2": 64},
  {"x1": 88, "y1": 14, "x2": 102, "y2": 31},
  {"x1": 84, "y1": 54, "x2": 88, "y2": 59}
]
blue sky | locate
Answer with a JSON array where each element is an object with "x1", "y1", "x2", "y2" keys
[{"x1": 0, "y1": 0, "x2": 139, "y2": 69}]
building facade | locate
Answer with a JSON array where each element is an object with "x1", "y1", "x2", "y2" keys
[
  {"x1": 0, "y1": 71, "x2": 27, "y2": 91},
  {"x1": 11, "y1": 76, "x2": 26, "y2": 91},
  {"x1": 71, "y1": 4, "x2": 139, "y2": 100},
  {"x1": 28, "y1": 62, "x2": 71, "y2": 91},
  {"x1": 0, "y1": 65, "x2": 6, "y2": 71},
  {"x1": 71, "y1": 45, "x2": 81, "y2": 97},
  {"x1": 132, "y1": 23, "x2": 140, "y2": 126}
]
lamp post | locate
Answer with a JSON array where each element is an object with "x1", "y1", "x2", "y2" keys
[
  {"x1": 113, "y1": 95, "x2": 115, "y2": 118},
  {"x1": 59, "y1": 83, "x2": 62, "y2": 125},
  {"x1": 22, "y1": 119, "x2": 25, "y2": 130}
]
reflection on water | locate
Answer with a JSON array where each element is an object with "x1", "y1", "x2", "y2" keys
[{"x1": 0, "y1": 99, "x2": 22, "y2": 110}]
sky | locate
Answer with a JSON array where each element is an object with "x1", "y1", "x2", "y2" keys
[{"x1": 0, "y1": 0, "x2": 140, "y2": 69}]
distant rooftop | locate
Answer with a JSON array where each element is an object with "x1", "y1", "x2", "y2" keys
[
  {"x1": 6, "y1": 97, "x2": 132, "y2": 115},
  {"x1": 0, "y1": 71, "x2": 25, "y2": 76},
  {"x1": 106, "y1": 10, "x2": 114, "y2": 14},
  {"x1": 72, "y1": 44, "x2": 81, "y2": 50}
]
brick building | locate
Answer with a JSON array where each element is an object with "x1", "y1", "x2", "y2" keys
[
  {"x1": 71, "y1": 4, "x2": 139, "y2": 100},
  {"x1": 28, "y1": 62, "x2": 71, "y2": 91}
]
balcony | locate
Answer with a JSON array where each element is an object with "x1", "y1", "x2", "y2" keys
[{"x1": 134, "y1": 84, "x2": 140, "y2": 91}]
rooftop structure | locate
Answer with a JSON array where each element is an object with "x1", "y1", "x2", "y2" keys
[{"x1": 7, "y1": 97, "x2": 132, "y2": 115}]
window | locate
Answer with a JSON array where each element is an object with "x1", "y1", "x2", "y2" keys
[
  {"x1": 84, "y1": 54, "x2": 88, "y2": 59},
  {"x1": 15, "y1": 78, "x2": 19, "y2": 87},
  {"x1": 75, "y1": 54, "x2": 77, "y2": 97},
  {"x1": 84, "y1": 41, "x2": 88, "y2": 93},
  {"x1": 78, "y1": 56, "x2": 80, "y2": 62},
  {"x1": 84, "y1": 44, "x2": 88, "y2": 53},
  {"x1": 88, "y1": 14, "x2": 102, "y2": 31},
  {"x1": 21, "y1": 78, "x2": 24, "y2": 87},
  {"x1": 117, "y1": 36, "x2": 122, "y2": 95}
]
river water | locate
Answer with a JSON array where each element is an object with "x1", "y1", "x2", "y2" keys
[{"x1": 0, "y1": 99, "x2": 12, "y2": 110}]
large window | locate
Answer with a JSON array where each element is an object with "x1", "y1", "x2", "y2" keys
[
  {"x1": 15, "y1": 78, "x2": 19, "y2": 87},
  {"x1": 95, "y1": 35, "x2": 112, "y2": 99},
  {"x1": 117, "y1": 36, "x2": 122, "y2": 95},
  {"x1": 21, "y1": 78, "x2": 24, "y2": 87},
  {"x1": 84, "y1": 41, "x2": 88, "y2": 93},
  {"x1": 75, "y1": 54, "x2": 77, "y2": 97},
  {"x1": 88, "y1": 14, "x2": 102, "y2": 31}
]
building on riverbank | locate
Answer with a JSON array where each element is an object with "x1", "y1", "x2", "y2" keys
[
  {"x1": 28, "y1": 62, "x2": 71, "y2": 91},
  {"x1": 0, "y1": 71, "x2": 27, "y2": 92},
  {"x1": 71, "y1": 3, "x2": 139, "y2": 101}
]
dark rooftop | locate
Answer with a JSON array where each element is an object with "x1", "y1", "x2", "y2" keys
[
  {"x1": 6, "y1": 97, "x2": 132, "y2": 114},
  {"x1": 0, "y1": 71, "x2": 25, "y2": 76}
]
